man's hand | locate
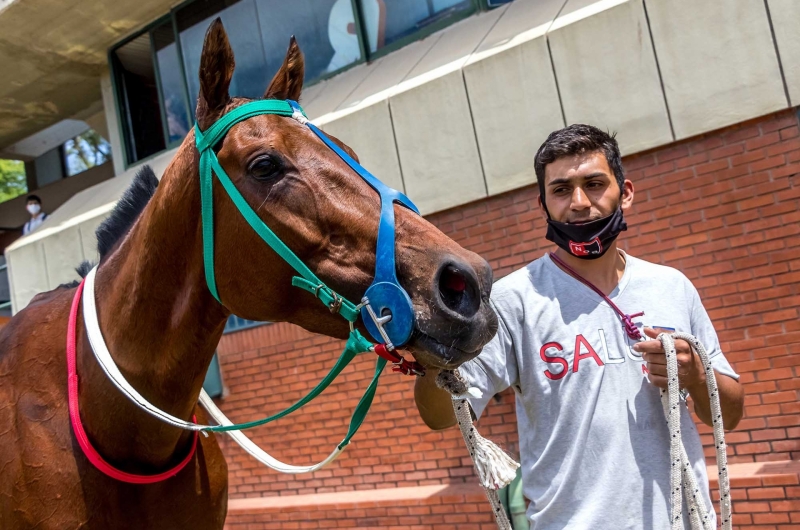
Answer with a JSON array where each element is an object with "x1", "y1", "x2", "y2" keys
[
  {"x1": 633, "y1": 327, "x2": 706, "y2": 391},
  {"x1": 633, "y1": 327, "x2": 744, "y2": 430}
]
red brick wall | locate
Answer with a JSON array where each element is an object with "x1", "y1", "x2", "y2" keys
[{"x1": 220, "y1": 109, "x2": 800, "y2": 528}]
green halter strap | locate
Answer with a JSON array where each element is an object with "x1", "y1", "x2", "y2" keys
[
  {"x1": 194, "y1": 99, "x2": 383, "y2": 444},
  {"x1": 195, "y1": 100, "x2": 359, "y2": 321}
]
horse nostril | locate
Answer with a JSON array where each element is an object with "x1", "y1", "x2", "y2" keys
[
  {"x1": 438, "y1": 263, "x2": 479, "y2": 318},
  {"x1": 443, "y1": 268, "x2": 466, "y2": 293}
]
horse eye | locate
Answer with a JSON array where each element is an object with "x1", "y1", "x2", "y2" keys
[{"x1": 248, "y1": 156, "x2": 282, "y2": 181}]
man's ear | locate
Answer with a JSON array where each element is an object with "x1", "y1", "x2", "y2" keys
[{"x1": 620, "y1": 179, "x2": 634, "y2": 211}]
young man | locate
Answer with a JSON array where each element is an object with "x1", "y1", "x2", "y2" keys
[
  {"x1": 22, "y1": 195, "x2": 47, "y2": 235},
  {"x1": 415, "y1": 125, "x2": 744, "y2": 529}
]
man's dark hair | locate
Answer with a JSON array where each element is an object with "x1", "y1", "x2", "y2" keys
[
  {"x1": 26, "y1": 194, "x2": 42, "y2": 204},
  {"x1": 534, "y1": 124, "x2": 625, "y2": 200}
]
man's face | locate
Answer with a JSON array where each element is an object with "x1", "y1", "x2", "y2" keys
[{"x1": 539, "y1": 150, "x2": 633, "y2": 224}]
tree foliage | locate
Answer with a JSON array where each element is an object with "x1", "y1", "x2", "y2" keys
[
  {"x1": 65, "y1": 130, "x2": 111, "y2": 176},
  {"x1": 0, "y1": 159, "x2": 27, "y2": 203}
]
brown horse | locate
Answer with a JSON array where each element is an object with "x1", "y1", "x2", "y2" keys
[{"x1": 0, "y1": 19, "x2": 497, "y2": 530}]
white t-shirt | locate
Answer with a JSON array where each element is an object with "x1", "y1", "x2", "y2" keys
[
  {"x1": 23, "y1": 213, "x2": 46, "y2": 235},
  {"x1": 460, "y1": 252, "x2": 738, "y2": 529}
]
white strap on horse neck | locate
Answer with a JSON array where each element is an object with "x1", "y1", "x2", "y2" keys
[
  {"x1": 81, "y1": 265, "x2": 344, "y2": 473},
  {"x1": 660, "y1": 332, "x2": 732, "y2": 530},
  {"x1": 197, "y1": 390, "x2": 343, "y2": 474}
]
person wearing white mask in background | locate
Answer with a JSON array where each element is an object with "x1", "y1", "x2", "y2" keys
[{"x1": 22, "y1": 195, "x2": 47, "y2": 235}]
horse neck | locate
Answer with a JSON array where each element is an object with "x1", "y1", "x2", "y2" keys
[{"x1": 82, "y1": 146, "x2": 229, "y2": 467}]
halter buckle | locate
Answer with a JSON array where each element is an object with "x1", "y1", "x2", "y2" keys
[
  {"x1": 361, "y1": 296, "x2": 394, "y2": 351},
  {"x1": 328, "y1": 293, "x2": 343, "y2": 314}
]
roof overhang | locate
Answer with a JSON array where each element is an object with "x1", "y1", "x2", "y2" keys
[{"x1": 0, "y1": 0, "x2": 177, "y2": 151}]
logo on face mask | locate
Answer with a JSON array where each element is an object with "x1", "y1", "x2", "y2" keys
[
  {"x1": 545, "y1": 207, "x2": 627, "y2": 260},
  {"x1": 569, "y1": 237, "x2": 603, "y2": 257}
]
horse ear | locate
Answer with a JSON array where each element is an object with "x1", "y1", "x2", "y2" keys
[
  {"x1": 264, "y1": 36, "x2": 304, "y2": 101},
  {"x1": 197, "y1": 18, "x2": 235, "y2": 130}
]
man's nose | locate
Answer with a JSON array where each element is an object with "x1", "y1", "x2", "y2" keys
[{"x1": 570, "y1": 187, "x2": 591, "y2": 210}]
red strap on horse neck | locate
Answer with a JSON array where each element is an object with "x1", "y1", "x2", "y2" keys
[
  {"x1": 66, "y1": 280, "x2": 198, "y2": 484},
  {"x1": 549, "y1": 252, "x2": 643, "y2": 340}
]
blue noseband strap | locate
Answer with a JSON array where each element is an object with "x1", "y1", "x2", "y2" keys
[{"x1": 287, "y1": 101, "x2": 419, "y2": 347}]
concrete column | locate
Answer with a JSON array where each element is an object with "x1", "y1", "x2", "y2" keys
[{"x1": 100, "y1": 71, "x2": 125, "y2": 176}]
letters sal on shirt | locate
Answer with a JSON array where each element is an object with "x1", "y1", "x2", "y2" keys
[{"x1": 538, "y1": 329, "x2": 646, "y2": 380}]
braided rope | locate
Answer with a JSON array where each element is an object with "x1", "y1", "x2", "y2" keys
[
  {"x1": 438, "y1": 370, "x2": 518, "y2": 529},
  {"x1": 453, "y1": 398, "x2": 514, "y2": 529},
  {"x1": 659, "y1": 332, "x2": 732, "y2": 530}
]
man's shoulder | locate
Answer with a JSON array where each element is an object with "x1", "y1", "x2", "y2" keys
[
  {"x1": 490, "y1": 255, "x2": 552, "y2": 312},
  {"x1": 493, "y1": 255, "x2": 549, "y2": 291},
  {"x1": 627, "y1": 253, "x2": 691, "y2": 285}
]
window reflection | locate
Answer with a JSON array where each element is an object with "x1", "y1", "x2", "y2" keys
[
  {"x1": 152, "y1": 23, "x2": 190, "y2": 144},
  {"x1": 255, "y1": 0, "x2": 358, "y2": 82},
  {"x1": 178, "y1": 0, "x2": 268, "y2": 109},
  {"x1": 112, "y1": 0, "x2": 484, "y2": 166},
  {"x1": 359, "y1": 0, "x2": 471, "y2": 53},
  {"x1": 113, "y1": 33, "x2": 166, "y2": 162}
]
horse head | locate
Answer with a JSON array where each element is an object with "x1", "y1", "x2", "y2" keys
[{"x1": 187, "y1": 19, "x2": 497, "y2": 369}]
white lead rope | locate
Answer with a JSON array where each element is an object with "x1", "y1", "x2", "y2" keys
[
  {"x1": 437, "y1": 370, "x2": 519, "y2": 529},
  {"x1": 659, "y1": 332, "x2": 732, "y2": 530}
]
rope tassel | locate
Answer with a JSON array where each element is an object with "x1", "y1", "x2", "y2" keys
[{"x1": 437, "y1": 369, "x2": 520, "y2": 529}]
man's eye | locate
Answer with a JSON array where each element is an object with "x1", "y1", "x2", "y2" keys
[{"x1": 249, "y1": 156, "x2": 281, "y2": 181}]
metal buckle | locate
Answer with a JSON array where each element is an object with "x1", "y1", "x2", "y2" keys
[
  {"x1": 328, "y1": 292, "x2": 343, "y2": 314},
  {"x1": 361, "y1": 296, "x2": 394, "y2": 351}
]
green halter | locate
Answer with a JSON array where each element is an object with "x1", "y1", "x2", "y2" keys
[{"x1": 194, "y1": 99, "x2": 382, "y2": 445}]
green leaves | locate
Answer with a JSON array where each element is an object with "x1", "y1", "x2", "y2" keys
[{"x1": 0, "y1": 159, "x2": 27, "y2": 203}]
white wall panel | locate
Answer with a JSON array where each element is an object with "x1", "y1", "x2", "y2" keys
[
  {"x1": 549, "y1": 0, "x2": 672, "y2": 154},
  {"x1": 766, "y1": 0, "x2": 800, "y2": 106},
  {"x1": 647, "y1": 0, "x2": 787, "y2": 139},
  {"x1": 390, "y1": 71, "x2": 485, "y2": 215},
  {"x1": 322, "y1": 100, "x2": 405, "y2": 193},
  {"x1": 465, "y1": 36, "x2": 563, "y2": 194}
]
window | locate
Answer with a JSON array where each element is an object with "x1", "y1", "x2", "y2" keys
[
  {"x1": 178, "y1": 0, "x2": 269, "y2": 109},
  {"x1": 63, "y1": 130, "x2": 112, "y2": 177},
  {"x1": 360, "y1": 0, "x2": 475, "y2": 54},
  {"x1": 224, "y1": 315, "x2": 265, "y2": 333},
  {"x1": 0, "y1": 159, "x2": 27, "y2": 204},
  {"x1": 111, "y1": 0, "x2": 492, "y2": 166},
  {"x1": 203, "y1": 353, "x2": 224, "y2": 398},
  {"x1": 152, "y1": 23, "x2": 192, "y2": 145},
  {"x1": 113, "y1": 32, "x2": 167, "y2": 163}
]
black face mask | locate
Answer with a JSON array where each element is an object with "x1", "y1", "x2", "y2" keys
[{"x1": 545, "y1": 207, "x2": 627, "y2": 259}]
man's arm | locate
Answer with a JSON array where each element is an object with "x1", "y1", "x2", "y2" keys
[
  {"x1": 635, "y1": 327, "x2": 744, "y2": 430},
  {"x1": 685, "y1": 372, "x2": 744, "y2": 430},
  {"x1": 414, "y1": 368, "x2": 457, "y2": 430}
]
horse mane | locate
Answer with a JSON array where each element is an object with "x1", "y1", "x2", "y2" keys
[
  {"x1": 96, "y1": 165, "x2": 159, "y2": 260},
  {"x1": 60, "y1": 165, "x2": 158, "y2": 288}
]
